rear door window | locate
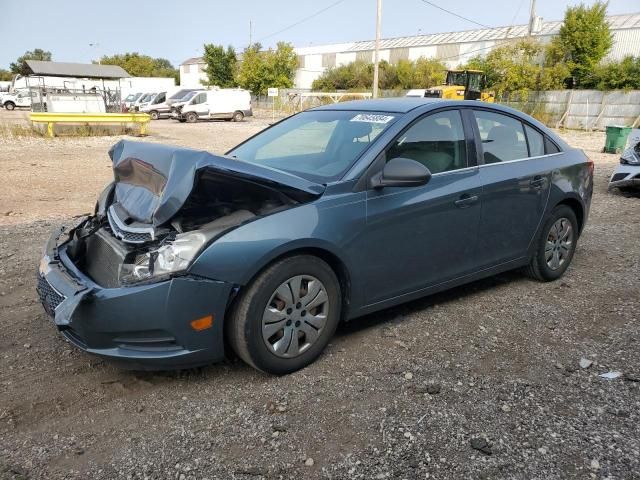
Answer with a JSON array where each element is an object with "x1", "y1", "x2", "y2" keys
[{"x1": 473, "y1": 110, "x2": 528, "y2": 163}]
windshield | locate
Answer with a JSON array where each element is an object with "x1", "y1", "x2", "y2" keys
[
  {"x1": 446, "y1": 71, "x2": 467, "y2": 86},
  {"x1": 181, "y1": 91, "x2": 199, "y2": 101},
  {"x1": 229, "y1": 110, "x2": 397, "y2": 183},
  {"x1": 169, "y1": 89, "x2": 191, "y2": 100}
]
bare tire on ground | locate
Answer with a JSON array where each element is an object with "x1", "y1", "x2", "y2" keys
[
  {"x1": 227, "y1": 255, "x2": 341, "y2": 375},
  {"x1": 526, "y1": 205, "x2": 579, "y2": 282},
  {"x1": 185, "y1": 112, "x2": 198, "y2": 123}
]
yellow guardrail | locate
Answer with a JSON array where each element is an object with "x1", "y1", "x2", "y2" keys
[{"x1": 30, "y1": 112, "x2": 151, "y2": 137}]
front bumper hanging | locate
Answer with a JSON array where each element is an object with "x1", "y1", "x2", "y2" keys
[{"x1": 36, "y1": 223, "x2": 235, "y2": 370}]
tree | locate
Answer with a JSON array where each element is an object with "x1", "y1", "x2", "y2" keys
[
  {"x1": 10, "y1": 49, "x2": 52, "y2": 75},
  {"x1": 413, "y1": 57, "x2": 446, "y2": 88},
  {"x1": 586, "y1": 56, "x2": 640, "y2": 90},
  {"x1": 236, "y1": 42, "x2": 298, "y2": 95},
  {"x1": 460, "y1": 40, "x2": 569, "y2": 97},
  {"x1": 548, "y1": 1, "x2": 613, "y2": 86},
  {"x1": 311, "y1": 57, "x2": 447, "y2": 91},
  {"x1": 202, "y1": 44, "x2": 237, "y2": 87},
  {"x1": 98, "y1": 53, "x2": 179, "y2": 82},
  {"x1": 0, "y1": 69, "x2": 14, "y2": 81}
]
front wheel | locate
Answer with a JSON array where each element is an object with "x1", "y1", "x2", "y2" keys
[
  {"x1": 149, "y1": 110, "x2": 159, "y2": 120},
  {"x1": 4, "y1": 102, "x2": 15, "y2": 111},
  {"x1": 228, "y1": 255, "x2": 341, "y2": 375},
  {"x1": 526, "y1": 205, "x2": 579, "y2": 282},
  {"x1": 185, "y1": 112, "x2": 198, "y2": 123}
]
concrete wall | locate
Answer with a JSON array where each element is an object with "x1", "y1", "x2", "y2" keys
[{"x1": 500, "y1": 90, "x2": 640, "y2": 130}]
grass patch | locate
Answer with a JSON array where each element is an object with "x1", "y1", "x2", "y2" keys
[
  {"x1": 0, "y1": 122, "x2": 148, "y2": 139},
  {"x1": 0, "y1": 123, "x2": 46, "y2": 138}
]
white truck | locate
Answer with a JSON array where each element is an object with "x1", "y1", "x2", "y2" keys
[
  {"x1": 1, "y1": 89, "x2": 39, "y2": 110},
  {"x1": 173, "y1": 88, "x2": 252, "y2": 123}
]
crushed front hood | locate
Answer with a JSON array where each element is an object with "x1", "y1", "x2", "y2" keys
[{"x1": 109, "y1": 140, "x2": 325, "y2": 226}]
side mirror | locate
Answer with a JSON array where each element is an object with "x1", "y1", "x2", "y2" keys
[{"x1": 371, "y1": 157, "x2": 432, "y2": 189}]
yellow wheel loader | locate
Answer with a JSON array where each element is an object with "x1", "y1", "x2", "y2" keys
[{"x1": 407, "y1": 69, "x2": 495, "y2": 102}]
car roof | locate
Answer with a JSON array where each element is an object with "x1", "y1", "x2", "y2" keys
[{"x1": 310, "y1": 97, "x2": 444, "y2": 113}]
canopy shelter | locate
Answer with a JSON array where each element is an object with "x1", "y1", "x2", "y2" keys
[
  {"x1": 21, "y1": 61, "x2": 130, "y2": 112},
  {"x1": 24, "y1": 60, "x2": 130, "y2": 79}
]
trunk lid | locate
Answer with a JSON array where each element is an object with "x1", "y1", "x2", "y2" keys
[{"x1": 109, "y1": 140, "x2": 325, "y2": 227}]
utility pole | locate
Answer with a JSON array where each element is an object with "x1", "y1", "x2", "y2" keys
[
  {"x1": 249, "y1": 20, "x2": 253, "y2": 46},
  {"x1": 528, "y1": 0, "x2": 537, "y2": 37},
  {"x1": 372, "y1": 0, "x2": 382, "y2": 98}
]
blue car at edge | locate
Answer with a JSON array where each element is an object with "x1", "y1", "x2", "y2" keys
[{"x1": 37, "y1": 98, "x2": 594, "y2": 374}]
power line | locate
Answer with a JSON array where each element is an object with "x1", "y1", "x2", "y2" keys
[
  {"x1": 418, "y1": 0, "x2": 491, "y2": 29},
  {"x1": 256, "y1": 0, "x2": 349, "y2": 43}
]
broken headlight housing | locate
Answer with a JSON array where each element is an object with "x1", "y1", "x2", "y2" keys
[
  {"x1": 620, "y1": 144, "x2": 640, "y2": 165},
  {"x1": 118, "y1": 231, "x2": 207, "y2": 285}
]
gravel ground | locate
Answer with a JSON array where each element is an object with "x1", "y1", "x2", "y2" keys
[{"x1": 0, "y1": 111, "x2": 639, "y2": 480}]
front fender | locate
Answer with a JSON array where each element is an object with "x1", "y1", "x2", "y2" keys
[{"x1": 187, "y1": 199, "x2": 364, "y2": 288}]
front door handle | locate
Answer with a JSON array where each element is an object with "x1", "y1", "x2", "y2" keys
[
  {"x1": 455, "y1": 194, "x2": 479, "y2": 208},
  {"x1": 529, "y1": 176, "x2": 545, "y2": 189}
]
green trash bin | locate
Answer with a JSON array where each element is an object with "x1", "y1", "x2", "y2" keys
[{"x1": 604, "y1": 125, "x2": 632, "y2": 154}]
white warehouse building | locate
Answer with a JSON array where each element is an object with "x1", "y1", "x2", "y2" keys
[{"x1": 293, "y1": 13, "x2": 640, "y2": 89}]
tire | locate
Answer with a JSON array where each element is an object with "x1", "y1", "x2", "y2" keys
[
  {"x1": 228, "y1": 255, "x2": 341, "y2": 375},
  {"x1": 185, "y1": 112, "x2": 198, "y2": 123},
  {"x1": 149, "y1": 110, "x2": 159, "y2": 120},
  {"x1": 526, "y1": 205, "x2": 579, "y2": 282},
  {"x1": 5, "y1": 102, "x2": 15, "y2": 111},
  {"x1": 232, "y1": 111, "x2": 244, "y2": 122}
]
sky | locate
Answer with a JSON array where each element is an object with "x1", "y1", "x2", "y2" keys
[{"x1": 0, "y1": 0, "x2": 637, "y2": 70}]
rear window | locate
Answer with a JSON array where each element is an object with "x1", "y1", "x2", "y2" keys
[{"x1": 524, "y1": 125, "x2": 545, "y2": 157}]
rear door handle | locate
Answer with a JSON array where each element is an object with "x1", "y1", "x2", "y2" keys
[
  {"x1": 529, "y1": 176, "x2": 545, "y2": 189},
  {"x1": 455, "y1": 194, "x2": 479, "y2": 208}
]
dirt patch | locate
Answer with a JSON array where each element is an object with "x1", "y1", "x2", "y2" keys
[{"x1": 0, "y1": 112, "x2": 638, "y2": 479}]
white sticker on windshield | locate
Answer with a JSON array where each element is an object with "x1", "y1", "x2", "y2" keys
[{"x1": 350, "y1": 114, "x2": 394, "y2": 124}]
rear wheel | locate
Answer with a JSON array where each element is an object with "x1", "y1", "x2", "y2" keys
[
  {"x1": 4, "y1": 102, "x2": 15, "y2": 111},
  {"x1": 228, "y1": 255, "x2": 341, "y2": 375},
  {"x1": 232, "y1": 111, "x2": 245, "y2": 122},
  {"x1": 526, "y1": 205, "x2": 578, "y2": 282},
  {"x1": 185, "y1": 112, "x2": 198, "y2": 123}
]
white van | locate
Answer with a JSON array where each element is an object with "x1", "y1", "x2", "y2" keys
[
  {"x1": 140, "y1": 89, "x2": 200, "y2": 119},
  {"x1": 175, "y1": 88, "x2": 252, "y2": 123},
  {"x1": 132, "y1": 92, "x2": 156, "y2": 112},
  {"x1": 123, "y1": 92, "x2": 143, "y2": 110}
]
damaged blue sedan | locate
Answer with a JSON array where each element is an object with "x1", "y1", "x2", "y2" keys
[{"x1": 37, "y1": 99, "x2": 593, "y2": 374}]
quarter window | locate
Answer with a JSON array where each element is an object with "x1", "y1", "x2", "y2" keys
[
  {"x1": 473, "y1": 110, "x2": 528, "y2": 163},
  {"x1": 387, "y1": 110, "x2": 467, "y2": 174},
  {"x1": 524, "y1": 124, "x2": 545, "y2": 157}
]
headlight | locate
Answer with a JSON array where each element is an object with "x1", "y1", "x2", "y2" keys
[
  {"x1": 620, "y1": 147, "x2": 640, "y2": 165},
  {"x1": 118, "y1": 231, "x2": 207, "y2": 284}
]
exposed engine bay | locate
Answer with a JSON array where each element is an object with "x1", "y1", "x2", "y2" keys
[
  {"x1": 65, "y1": 172, "x2": 295, "y2": 288},
  {"x1": 59, "y1": 140, "x2": 324, "y2": 289}
]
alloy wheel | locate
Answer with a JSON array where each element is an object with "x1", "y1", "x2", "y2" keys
[
  {"x1": 545, "y1": 218, "x2": 574, "y2": 270},
  {"x1": 262, "y1": 275, "x2": 329, "y2": 358}
]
